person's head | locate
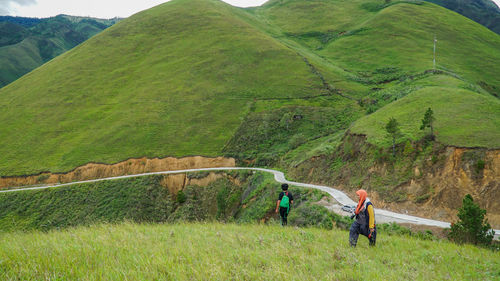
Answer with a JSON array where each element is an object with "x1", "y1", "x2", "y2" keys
[
  {"x1": 356, "y1": 189, "x2": 367, "y2": 202},
  {"x1": 355, "y1": 189, "x2": 368, "y2": 214},
  {"x1": 281, "y1": 183, "x2": 289, "y2": 191}
]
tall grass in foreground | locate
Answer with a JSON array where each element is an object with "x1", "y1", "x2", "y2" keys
[{"x1": 0, "y1": 222, "x2": 498, "y2": 280}]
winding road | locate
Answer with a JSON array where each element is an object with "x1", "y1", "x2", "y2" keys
[{"x1": 1, "y1": 167, "x2": 498, "y2": 238}]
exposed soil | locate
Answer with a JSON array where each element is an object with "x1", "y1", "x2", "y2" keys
[
  {"x1": 289, "y1": 134, "x2": 500, "y2": 228},
  {"x1": 0, "y1": 156, "x2": 235, "y2": 189},
  {"x1": 160, "y1": 171, "x2": 242, "y2": 195}
]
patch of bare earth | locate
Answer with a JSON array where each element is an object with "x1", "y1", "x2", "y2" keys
[{"x1": 0, "y1": 156, "x2": 235, "y2": 189}]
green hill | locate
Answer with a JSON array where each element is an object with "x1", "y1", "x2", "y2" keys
[
  {"x1": 0, "y1": 0, "x2": 333, "y2": 175},
  {"x1": 256, "y1": 0, "x2": 500, "y2": 93},
  {"x1": 0, "y1": 222, "x2": 498, "y2": 280},
  {"x1": 351, "y1": 86, "x2": 500, "y2": 148},
  {"x1": 0, "y1": 15, "x2": 117, "y2": 87},
  {"x1": 0, "y1": 0, "x2": 499, "y2": 177}
]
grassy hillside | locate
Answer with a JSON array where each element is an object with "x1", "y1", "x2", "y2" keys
[
  {"x1": 0, "y1": 0, "x2": 339, "y2": 176},
  {"x1": 351, "y1": 85, "x2": 500, "y2": 148},
  {"x1": 0, "y1": 222, "x2": 498, "y2": 280},
  {"x1": 0, "y1": 15, "x2": 116, "y2": 87},
  {"x1": 0, "y1": 0, "x2": 499, "y2": 177},
  {"x1": 257, "y1": 0, "x2": 500, "y2": 94},
  {"x1": 321, "y1": 2, "x2": 500, "y2": 88}
]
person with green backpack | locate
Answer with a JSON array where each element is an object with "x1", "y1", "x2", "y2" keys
[{"x1": 275, "y1": 183, "x2": 294, "y2": 226}]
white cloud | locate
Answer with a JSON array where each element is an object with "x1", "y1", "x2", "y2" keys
[
  {"x1": 1, "y1": 0, "x2": 270, "y2": 18},
  {"x1": 0, "y1": 0, "x2": 36, "y2": 15},
  {"x1": 4, "y1": 0, "x2": 168, "y2": 18}
]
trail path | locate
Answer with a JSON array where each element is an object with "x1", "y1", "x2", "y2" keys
[{"x1": 1, "y1": 167, "x2": 498, "y2": 238}]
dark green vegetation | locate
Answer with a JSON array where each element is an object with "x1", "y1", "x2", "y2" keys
[
  {"x1": 0, "y1": 16, "x2": 41, "y2": 27},
  {"x1": 223, "y1": 105, "x2": 361, "y2": 165},
  {"x1": 0, "y1": 15, "x2": 118, "y2": 87},
  {"x1": 449, "y1": 194, "x2": 495, "y2": 246},
  {"x1": 0, "y1": 0, "x2": 499, "y2": 177},
  {"x1": 420, "y1": 107, "x2": 435, "y2": 138},
  {"x1": 0, "y1": 172, "x2": 333, "y2": 231},
  {"x1": 424, "y1": 0, "x2": 500, "y2": 34}
]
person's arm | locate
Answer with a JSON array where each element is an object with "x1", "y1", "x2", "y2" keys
[{"x1": 367, "y1": 204, "x2": 375, "y2": 229}]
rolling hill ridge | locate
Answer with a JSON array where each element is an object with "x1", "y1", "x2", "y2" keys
[
  {"x1": 0, "y1": 0, "x2": 499, "y2": 227},
  {"x1": 0, "y1": 15, "x2": 118, "y2": 87}
]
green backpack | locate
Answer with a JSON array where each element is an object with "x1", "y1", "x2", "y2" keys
[{"x1": 280, "y1": 192, "x2": 290, "y2": 209}]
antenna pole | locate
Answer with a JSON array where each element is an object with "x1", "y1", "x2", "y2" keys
[{"x1": 433, "y1": 34, "x2": 437, "y2": 70}]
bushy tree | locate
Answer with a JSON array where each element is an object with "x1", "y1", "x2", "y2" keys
[
  {"x1": 176, "y1": 190, "x2": 187, "y2": 204},
  {"x1": 448, "y1": 194, "x2": 494, "y2": 246},
  {"x1": 385, "y1": 117, "x2": 401, "y2": 157},
  {"x1": 420, "y1": 107, "x2": 435, "y2": 138}
]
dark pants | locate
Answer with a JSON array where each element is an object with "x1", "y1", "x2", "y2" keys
[
  {"x1": 279, "y1": 207, "x2": 289, "y2": 226},
  {"x1": 349, "y1": 221, "x2": 376, "y2": 247}
]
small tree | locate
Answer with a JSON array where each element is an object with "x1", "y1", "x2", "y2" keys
[
  {"x1": 176, "y1": 190, "x2": 187, "y2": 204},
  {"x1": 420, "y1": 107, "x2": 435, "y2": 138},
  {"x1": 385, "y1": 117, "x2": 401, "y2": 157},
  {"x1": 448, "y1": 194, "x2": 494, "y2": 246}
]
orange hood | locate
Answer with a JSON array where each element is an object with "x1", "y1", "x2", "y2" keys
[{"x1": 355, "y1": 189, "x2": 367, "y2": 215}]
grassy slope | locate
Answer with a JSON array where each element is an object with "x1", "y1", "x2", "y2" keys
[
  {"x1": 258, "y1": 0, "x2": 500, "y2": 92},
  {"x1": 0, "y1": 0, "x2": 323, "y2": 176},
  {"x1": 255, "y1": 0, "x2": 500, "y2": 151},
  {"x1": 320, "y1": 2, "x2": 500, "y2": 88},
  {"x1": 350, "y1": 86, "x2": 500, "y2": 148},
  {"x1": 0, "y1": 222, "x2": 498, "y2": 280},
  {"x1": 1, "y1": 0, "x2": 499, "y2": 176}
]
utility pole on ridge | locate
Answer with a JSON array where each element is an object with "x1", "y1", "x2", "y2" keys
[{"x1": 433, "y1": 34, "x2": 437, "y2": 70}]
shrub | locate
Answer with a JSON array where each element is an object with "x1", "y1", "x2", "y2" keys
[
  {"x1": 448, "y1": 194, "x2": 494, "y2": 246},
  {"x1": 176, "y1": 190, "x2": 187, "y2": 204},
  {"x1": 289, "y1": 134, "x2": 307, "y2": 150},
  {"x1": 475, "y1": 160, "x2": 485, "y2": 174},
  {"x1": 288, "y1": 203, "x2": 333, "y2": 229},
  {"x1": 415, "y1": 193, "x2": 430, "y2": 203},
  {"x1": 331, "y1": 213, "x2": 353, "y2": 231},
  {"x1": 403, "y1": 140, "x2": 414, "y2": 156}
]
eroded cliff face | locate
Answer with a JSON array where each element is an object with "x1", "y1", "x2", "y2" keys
[
  {"x1": 159, "y1": 172, "x2": 242, "y2": 196},
  {"x1": 0, "y1": 156, "x2": 235, "y2": 189},
  {"x1": 380, "y1": 147, "x2": 500, "y2": 227},
  {"x1": 289, "y1": 134, "x2": 500, "y2": 228}
]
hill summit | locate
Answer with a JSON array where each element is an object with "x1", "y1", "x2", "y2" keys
[{"x1": 0, "y1": 0, "x2": 498, "y2": 178}]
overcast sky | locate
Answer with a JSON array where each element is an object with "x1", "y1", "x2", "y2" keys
[
  {"x1": 1, "y1": 0, "x2": 499, "y2": 18},
  {"x1": 0, "y1": 0, "x2": 268, "y2": 18}
]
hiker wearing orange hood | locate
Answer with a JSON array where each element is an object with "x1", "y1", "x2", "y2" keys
[{"x1": 349, "y1": 189, "x2": 376, "y2": 247}]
